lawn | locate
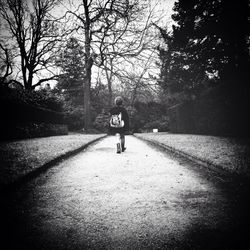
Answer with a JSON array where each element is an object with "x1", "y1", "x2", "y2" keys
[
  {"x1": 135, "y1": 133, "x2": 250, "y2": 176},
  {"x1": 0, "y1": 134, "x2": 106, "y2": 187}
]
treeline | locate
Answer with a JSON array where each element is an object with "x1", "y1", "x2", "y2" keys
[
  {"x1": 1, "y1": 0, "x2": 249, "y2": 138},
  {"x1": 156, "y1": 0, "x2": 250, "y2": 136},
  {"x1": 53, "y1": 37, "x2": 168, "y2": 133},
  {"x1": 93, "y1": 101, "x2": 169, "y2": 134},
  {"x1": 0, "y1": 86, "x2": 67, "y2": 140},
  {"x1": 0, "y1": 0, "x2": 160, "y2": 131}
]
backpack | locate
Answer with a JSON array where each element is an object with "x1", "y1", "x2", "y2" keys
[{"x1": 110, "y1": 112, "x2": 124, "y2": 128}]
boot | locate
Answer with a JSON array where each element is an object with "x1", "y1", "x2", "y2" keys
[{"x1": 117, "y1": 143, "x2": 121, "y2": 154}]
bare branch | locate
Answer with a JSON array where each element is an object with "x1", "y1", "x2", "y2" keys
[
  {"x1": 32, "y1": 75, "x2": 59, "y2": 89},
  {"x1": 0, "y1": 42, "x2": 13, "y2": 84},
  {"x1": 0, "y1": 0, "x2": 66, "y2": 89}
]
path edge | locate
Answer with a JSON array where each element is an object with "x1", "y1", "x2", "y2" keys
[
  {"x1": 133, "y1": 134, "x2": 247, "y2": 182},
  {"x1": 1, "y1": 135, "x2": 107, "y2": 194}
]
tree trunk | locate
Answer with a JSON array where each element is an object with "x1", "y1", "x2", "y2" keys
[
  {"x1": 105, "y1": 66, "x2": 112, "y2": 108},
  {"x1": 83, "y1": 0, "x2": 92, "y2": 130},
  {"x1": 28, "y1": 70, "x2": 34, "y2": 90},
  {"x1": 84, "y1": 59, "x2": 92, "y2": 130},
  {"x1": 104, "y1": 58, "x2": 114, "y2": 108},
  {"x1": 21, "y1": 56, "x2": 29, "y2": 90},
  {"x1": 108, "y1": 81, "x2": 112, "y2": 108}
]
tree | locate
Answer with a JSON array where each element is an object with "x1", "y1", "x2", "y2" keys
[
  {"x1": 55, "y1": 37, "x2": 85, "y2": 130},
  {"x1": 157, "y1": 0, "x2": 250, "y2": 99},
  {"x1": 173, "y1": 0, "x2": 249, "y2": 84},
  {"x1": 0, "y1": 0, "x2": 64, "y2": 90},
  {"x1": 97, "y1": 0, "x2": 161, "y2": 109},
  {"x1": 0, "y1": 42, "x2": 13, "y2": 86},
  {"x1": 115, "y1": 50, "x2": 159, "y2": 106},
  {"x1": 66, "y1": 0, "x2": 152, "y2": 129},
  {"x1": 56, "y1": 37, "x2": 85, "y2": 101},
  {"x1": 103, "y1": 56, "x2": 115, "y2": 108}
]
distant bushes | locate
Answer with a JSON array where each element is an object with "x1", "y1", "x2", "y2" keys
[
  {"x1": 0, "y1": 86, "x2": 67, "y2": 140},
  {"x1": 92, "y1": 101, "x2": 170, "y2": 134},
  {"x1": 93, "y1": 111, "x2": 110, "y2": 133},
  {"x1": 0, "y1": 86, "x2": 64, "y2": 112},
  {"x1": 142, "y1": 117, "x2": 169, "y2": 132},
  {"x1": 168, "y1": 85, "x2": 250, "y2": 137},
  {"x1": 130, "y1": 101, "x2": 169, "y2": 133},
  {"x1": 63, "y1": 105, "x2": 84, "y2": 131},
  {"x1": 2, "y1": 101, "x2": 65, "y2": 124},
  {"x1": 1, "y1": 122, "x2": 68, "y2": 140}
]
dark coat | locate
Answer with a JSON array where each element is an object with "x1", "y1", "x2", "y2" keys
[{"x1": 109, "y1": 106, "x2": 129, "y2": 134}]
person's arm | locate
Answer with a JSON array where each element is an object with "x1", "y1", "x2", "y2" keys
[{"x1": 123, "y1": 109, "x2": 129, "y2": 131}]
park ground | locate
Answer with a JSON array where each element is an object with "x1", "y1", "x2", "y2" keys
[
  {"x1": 1, "y1": 132, "x2": 249, "y2": 190},
  {"x1": 1, "y1": 132, "x2": 250, "y2": 249}
]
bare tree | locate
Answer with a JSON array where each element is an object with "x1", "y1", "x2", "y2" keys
[
  {"x1": 65, "y1": 0, "x2": 152, "y2": 129},
  {"x1": 0, "y1": 0, "x2": 64, "y2": 90},
  {"x1": 103, "y1": 57, "x2": 114, "y2": 107},
  {"x1": 0, "y1": 42, "x2": 13, "y2": 86},
  {"x1": 96, "y1": 0, "x2": 164, "y2": 109},
  {"x1": 117, "y1": 49, "x2": 159, "y2": 105}
]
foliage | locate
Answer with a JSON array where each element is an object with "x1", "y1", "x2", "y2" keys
[
  {"x1": 129, "y1": 101, "x2": 168, "y2": 133},
  {"x1": 0, "y1": 86, "x2": 64, "y2": 112},
  {"x1": 0, "y1": 86, "x2": 67, "y2": 140},
  {"x1": 0, "y1": 123, "x2": 68, "y2": 141},
  {"x1": 63, "y1": 106, "x2": 84, "y2": 131},
  {"x1": 91, "y1": 81, "x2": 110, "y2": 113},
  {"x1": 142, "y1": 117, "x2": 169, "y2": 132},
  {"x1": 0, "y1": 42, "x2": 13, "y2": 86},
  {"x1": 167, "y1": 84, "x2": 250, "y2": 137},
  {"x1": 55, "y1": 37, "x2": 86, "y2": 130},
  {"x1": 56, "y1": 37, "x2": 85, "y2": 97},
  {"x1": 92, "y1": 100, "x2": 169, "y2": 133},
  {"x1": 93, "y1": 111, "x2": 110, "y2": 133},
  {"x1": 66, "y1": 0, "x2": 153, "y2": 129},
  {"x1": 157, "y1": 0, "x2": 250, "y2": 104},
  {"x1": 55, "y1": 38, "x2": 118, "y2": 131}
]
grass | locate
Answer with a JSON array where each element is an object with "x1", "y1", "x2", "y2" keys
[
  {"x1": 135, "y1": 133, "x2": 250, "y2": 176},
  {"x1": 0, "y1": 134, "x2": 106, "y2": 187}
]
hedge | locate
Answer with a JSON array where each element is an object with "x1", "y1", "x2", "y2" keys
[
  {"x1": 0, "y1": 87, "x2": 67, "y2": 140},
  {"x1": 168, "y1": 87, "x2": 250, "y2": 137}
]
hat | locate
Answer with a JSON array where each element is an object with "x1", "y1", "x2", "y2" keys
[{"x1": 115, "y1": 96, "x2": 123, "y2": 106}]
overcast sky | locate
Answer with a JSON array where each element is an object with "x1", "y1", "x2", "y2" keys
[
  {"x1": 0, "y1": 0, "x2": 177, "y2": 89},
  {"x1": 47, "y1": 0, "x2": 177, "y2": 89}
]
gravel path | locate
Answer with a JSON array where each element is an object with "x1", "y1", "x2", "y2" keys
[{"x1": 3, "y1": 136, "x2": 247, "y2": 250}]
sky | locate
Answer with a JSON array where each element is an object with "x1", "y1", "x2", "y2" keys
[
  {"x1": 0, "y1": 0, "x2": 177, "y2": 89},
  {"x1": 44, "y1": 0, "x2": 177, "y2": 89}
]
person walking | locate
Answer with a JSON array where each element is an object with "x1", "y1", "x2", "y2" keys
[{"x1": 109, "y1": 96, "x2": 130, "y2": 153}]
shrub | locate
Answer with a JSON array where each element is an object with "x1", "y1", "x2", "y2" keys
[
  {"x1": 0, "y1": 122, "x2": 68, "y2": 141},
  {"x1": 0, "y1": 86, "x2": 67, "y2": 140},
  {"x1": 93, "y1": 111, "x2": 110, "y2": 133},
  {"x1": 0, "y1": 86, "x2": 64, "y2": 112},
  {"x1": 142, "y1": 116, "x2": 169, "y2": 132},
  {"x1": 64, "y1": 106, "x2": 84, "y2": 130}
]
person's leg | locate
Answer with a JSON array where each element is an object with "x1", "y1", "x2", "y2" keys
[
  {"x1": 120, "y1": 133, "x2": 126, "y2": 151},
  {"x1": 116, "y1": 133, "x2": 121, "y2": 153}
]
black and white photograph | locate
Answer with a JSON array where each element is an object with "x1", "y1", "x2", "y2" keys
[{"x1": 1, "y1": 0, "x2": 249, "y2": 249}]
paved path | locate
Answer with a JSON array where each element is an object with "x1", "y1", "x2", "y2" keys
[{"x1": 3, "y1": 136, "x2": 248, "y2": 250}]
